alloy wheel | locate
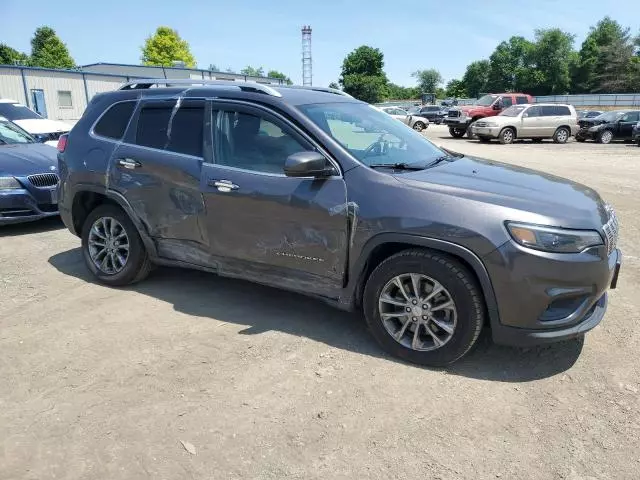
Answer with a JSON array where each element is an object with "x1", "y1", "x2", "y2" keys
[
  {"x1": 88, "y1": 216, "x2": 130, "y2": 274},
  {"x1": 378, "y1": 273, "x2": 457, "y2": 351}
]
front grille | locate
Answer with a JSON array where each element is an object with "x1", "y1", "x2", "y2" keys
[
  {"x1": 28, "y1": 173, "x2": 59, "y2": 188},
  {"x1": 578, "y1": 120, "x2": 592, "y2": 129},
  {"x1": 603, "y1": 205, "x2": 619, "y2": 255},
  {"x1": 447, "y1": 110, "x2": 461, "y2": 118}
]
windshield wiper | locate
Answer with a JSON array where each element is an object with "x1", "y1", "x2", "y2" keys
[
  {"x1": 369, "y1": 162, "x2": 426, "y2": 170},
  {"x1": 423, "y1": 155, "x2": 458, "y2": 169}
]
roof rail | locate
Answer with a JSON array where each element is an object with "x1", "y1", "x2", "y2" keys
[
  {"x1": 280, "y1": 85, "x2": 353, "y2": 98},
  {"x1": 118, "y1": 78, "x2": 282, "y2": 97}
]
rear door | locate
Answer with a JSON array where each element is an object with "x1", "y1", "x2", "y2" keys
[
  {"x1": 540, "y1": 106, "x2": 560, "y2": 137},
  {"x1": 200, "y1": 101, "x2": 349, "y2": 295},
  {"x1": 107, "y1": 98, "x2": 208, "y2": 249},
  {"x1": 618, "y1": 112, "x2": 640, "y2": 138}
]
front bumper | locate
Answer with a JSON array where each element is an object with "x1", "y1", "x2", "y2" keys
[
  {"x1": 0, "y1": 187, "x2": 59, "y2": 225},
  {"x1": 470, "y1": 125, "x2": 501, "y2": 138},
  {"x1": 484, "y1": 242, "x2": 621, "y2": 347},
  {"x1": 633, "y1": 131, "x2": 639, "y2": 144},
  {"x1": 443, "y1": 116, "x2": 471, "y2": 127},
  {"x1": 576, "y1": 128, "x2": 598, "y2": 140}
]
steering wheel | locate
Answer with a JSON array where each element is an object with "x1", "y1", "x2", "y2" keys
[{"x1": 363, "y1": 137, "x2": 389, "y2": 158}]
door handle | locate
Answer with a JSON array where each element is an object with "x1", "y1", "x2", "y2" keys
[
  {"x1": 117, "y1": 158, "x2": 141, "y2": 169},
  {"x1": 209, "y1": 179, "x2": 239, "y2": 192}
]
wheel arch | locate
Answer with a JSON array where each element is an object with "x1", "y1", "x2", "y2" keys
[
  {"x1": 345, "y1": 233, "x2": 500, "y2": 328},
  {"x1": 500, "y1": 125, "x2": 518, "y2": 137},
  {"x1": 71, "y1": 186, "x2": 157, "y2": 257}
]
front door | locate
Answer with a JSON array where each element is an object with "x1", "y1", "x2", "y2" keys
[
  {"x1": 521, "y1": 105, "x2": 544, "y2": 137},
  {"x1": 201, "y1": 102, "x2": 349, "y2": 296},
  {"x1": 31, "y1": 89, "x2": 47, "y2": 118}
]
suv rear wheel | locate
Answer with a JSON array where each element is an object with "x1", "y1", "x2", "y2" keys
[
  {"x1": 363, "y1": 249, "x2": 484, "y2": 366},
  {"x1": 553, "y1": 127, "x2": 570, "y2": 144},
  {"x1": 81, "y1": 204, "x2": 152, "y2": 286},
  {"x1": 412, "y1": 121, "x2": 426, "y2": 132}
]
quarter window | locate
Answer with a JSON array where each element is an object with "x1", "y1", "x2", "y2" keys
[
  {"x1": 94, "y1": 101, "x2": 136, "y2": 140},
  {"x1": 135, "y1": 100, "x2": 204, "y2": 157},
  {"x1": 215, "y1": 110, "x2": 310, "y2": 174}
]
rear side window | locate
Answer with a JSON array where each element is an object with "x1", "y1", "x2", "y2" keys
[
  {"x1": 135, "y1": 100, "x2": 204, "y2": 157},
  {"x1": 516, "y1": 96, "x2": 529, "y2": 105},
  {"x1": 555, "y1": 106, "x2": 571, "y2": 116},
  {"x1": 541, "y1": 106, "x2": 557, "y2": 116},
  {"x1": 501, "y1": 96, "x2": 513, "y2": 108},
  {"x1": 94, "y1": 101, "x2": 136, "y2": 139}
]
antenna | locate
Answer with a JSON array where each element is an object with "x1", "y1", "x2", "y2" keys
[{"x1": 301, "y1": 25, "x2": 312, "y2": 87}]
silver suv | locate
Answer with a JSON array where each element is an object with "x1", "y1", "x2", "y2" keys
[{"x1": 471, "y1": 104, "x2": 578, "y2": 144}]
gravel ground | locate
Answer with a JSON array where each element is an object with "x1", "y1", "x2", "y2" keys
[{"x1": 1, "y1": 125, "x2": 639, "y2": 479}]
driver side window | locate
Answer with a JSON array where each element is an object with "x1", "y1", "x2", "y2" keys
[{"x1": 214, "y1": 110, "x2": 311, "y2": 174}]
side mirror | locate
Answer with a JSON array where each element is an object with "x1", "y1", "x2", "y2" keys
[
  {"x1": 284, "y1": 151, "x2": 334, "y2": 178},
  {"x1": 492, "y1": 102, "x2": 502, "y2": 110},
  {"x1": 522, "y1": 112, "x2": 529, "y2": 118}
]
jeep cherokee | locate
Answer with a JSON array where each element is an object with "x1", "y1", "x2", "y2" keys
[{"x1": 57, "y1": 79, "x2": 621, "y2": 366}]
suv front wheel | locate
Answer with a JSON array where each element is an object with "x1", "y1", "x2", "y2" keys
[
  {"x1": 363, "y1": 250, "x2": 484, "y2": 366},
  {"x1": 81, "y1": 204, "x2": 152, "y2": 286}
]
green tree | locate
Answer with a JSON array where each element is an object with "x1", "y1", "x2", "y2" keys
[
  {"x1": 486, "y1": 36, "x2": 535, "y2": 92},
  {"x1": 267, "y1": 70, "x2": 293, "y2": 85},
  {"x1": 141, "y1": 26, "x2": 196, "y2": 68},
  {"x1": 572, "y1": 17, "x2": 633, "y2": 93},
  {"x1": 462, "y1": 60, "x2": 490, "y2": 97},
  {"x1": 29, "y1": 26, "x2": 74, "y2": 69},
  {"x1": 339, "y1": 46, "x2": 388, "y2": 103},
  {"x1": 0, "y1": 44, "x2": 29, "y2": 65},
  {"x1": 411, "y1": 68, "x2": 443, "y2": 93},
  {"x1": 445, "y1": 79, "x2": 467, "y2": 98},
  {"x1": 240, "y1": 66, "x2": 265, "y2": 77},
  {"x1": 386, "y1": 83, "x2": 420, "y2": 100},
  {"x1": 328, "y1": 82, "x2": 340, "y2": 90},
  {"x1": 531, "y1": 28, "x2": 575, "y2": 95}
]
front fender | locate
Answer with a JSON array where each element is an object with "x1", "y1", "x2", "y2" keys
[{"x1": 339, "y1": 233, "x2": 500, "y2": 329}]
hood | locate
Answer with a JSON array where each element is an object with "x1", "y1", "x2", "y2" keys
[
  {"x1": 13, "y1": 118, "x2": 71, "y2": 135},
  {"x1": 0, "y1": 143, "x2": 58, "y2": 177},
  {"x1": 394, "y1": 156, "x2": 608, "y2": 228}
]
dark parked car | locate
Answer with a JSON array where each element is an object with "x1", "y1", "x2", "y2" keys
[
  {"x1": 576, "y1": 110, "x2": 640, "y2": 143},
  {"x1": 633, "y1": 121, "x2": 640, "y2": 146},
  {"x1": 58, "y1": 79, "x2": 621, "y2": 366},
  {"x1": 0, "y1": 117, "x2": 59, "y2": 225},
  {"x1": 415, "y1": 105, "x2": 447, "y2": 124},
  {"x1": 577, "y1": 110, "x2": 603, "y2": 119}
]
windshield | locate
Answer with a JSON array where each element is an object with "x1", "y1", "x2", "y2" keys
[
  {"x1": 473, "y1": 95, "x2": 498, "y2": 106},
  {"x1": 595, "y1": 111, "x2": 625, "y2": 122},
  {"x1": 0, "y1": 120, "x2": 34, "y2": 144},
  {"x1": 0, "y1": 103, "x2": 42, "y2": 121},
  {"x1": 500, "y1": 105, "x2": 527, "y2": 117},
  {"x1": 298, "y1": 102, "x2": 446, "y2": 167}
]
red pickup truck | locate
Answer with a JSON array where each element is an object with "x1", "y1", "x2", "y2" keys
[{"x1": 443, "y1": 93, "x2": 533, "y2": 138}]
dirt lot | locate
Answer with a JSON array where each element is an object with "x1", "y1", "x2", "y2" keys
[{"x1": 1, "y1": 126, "x2": 639, "y2": 480}]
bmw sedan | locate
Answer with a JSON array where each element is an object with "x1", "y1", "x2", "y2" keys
[{"x1": 0, "y1": 117, "x2": 60, "y2": 225}]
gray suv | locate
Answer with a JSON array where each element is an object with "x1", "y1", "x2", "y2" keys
[{"x1": 57, "y1": 79, "x2": 621, "y2": 366}]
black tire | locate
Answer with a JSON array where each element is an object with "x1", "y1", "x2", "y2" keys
[
  {"x1": 597, "y1": 130, "x2": 613, "y2": 144},
  {"x1": 553, "y1": 127, "x2": 570, "y2": 144},
  {"x1": 449, "y1": 127, "x2": 466, "y2": 138},
  {"x1": 478, "y1": 136, "x2": 491, "y2": 143},
  {"x1": 363, "y1": 249, "x2": 485, "y2": 367},
  {"x1": 413, "y1": 121, "x2": 426, "y2": 132},
  {"x1": 498, "y1": 127, "x2": 515, "y2": 145},
  {"x1": 466, "y1": 124, "x2": 477, "y2": 138},
  {"x1": 81, "y1": 204, "x2": 152, "y2": 286}
]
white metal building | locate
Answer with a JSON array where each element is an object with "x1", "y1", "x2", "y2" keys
[{"x1": 0, "y1": 63, "x2": 283, "y2": 125}]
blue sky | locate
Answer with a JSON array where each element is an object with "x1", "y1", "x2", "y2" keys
[{"x1": 4, "y1": 0, "x2": 639, "y2": 87}]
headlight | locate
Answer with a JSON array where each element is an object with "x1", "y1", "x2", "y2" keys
[
  {"x1": 506, "y1": 222, "x2": 603, "y2": 253},
  {"x1": 588, "y1": 125, "x2": 602, "y2": 132},
  {"x1": 0, "y1": 177, "x2": 22, "y2": 190},
  {"x1": 483, "y1": 121, "x2": 498, "y2": 127}
]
